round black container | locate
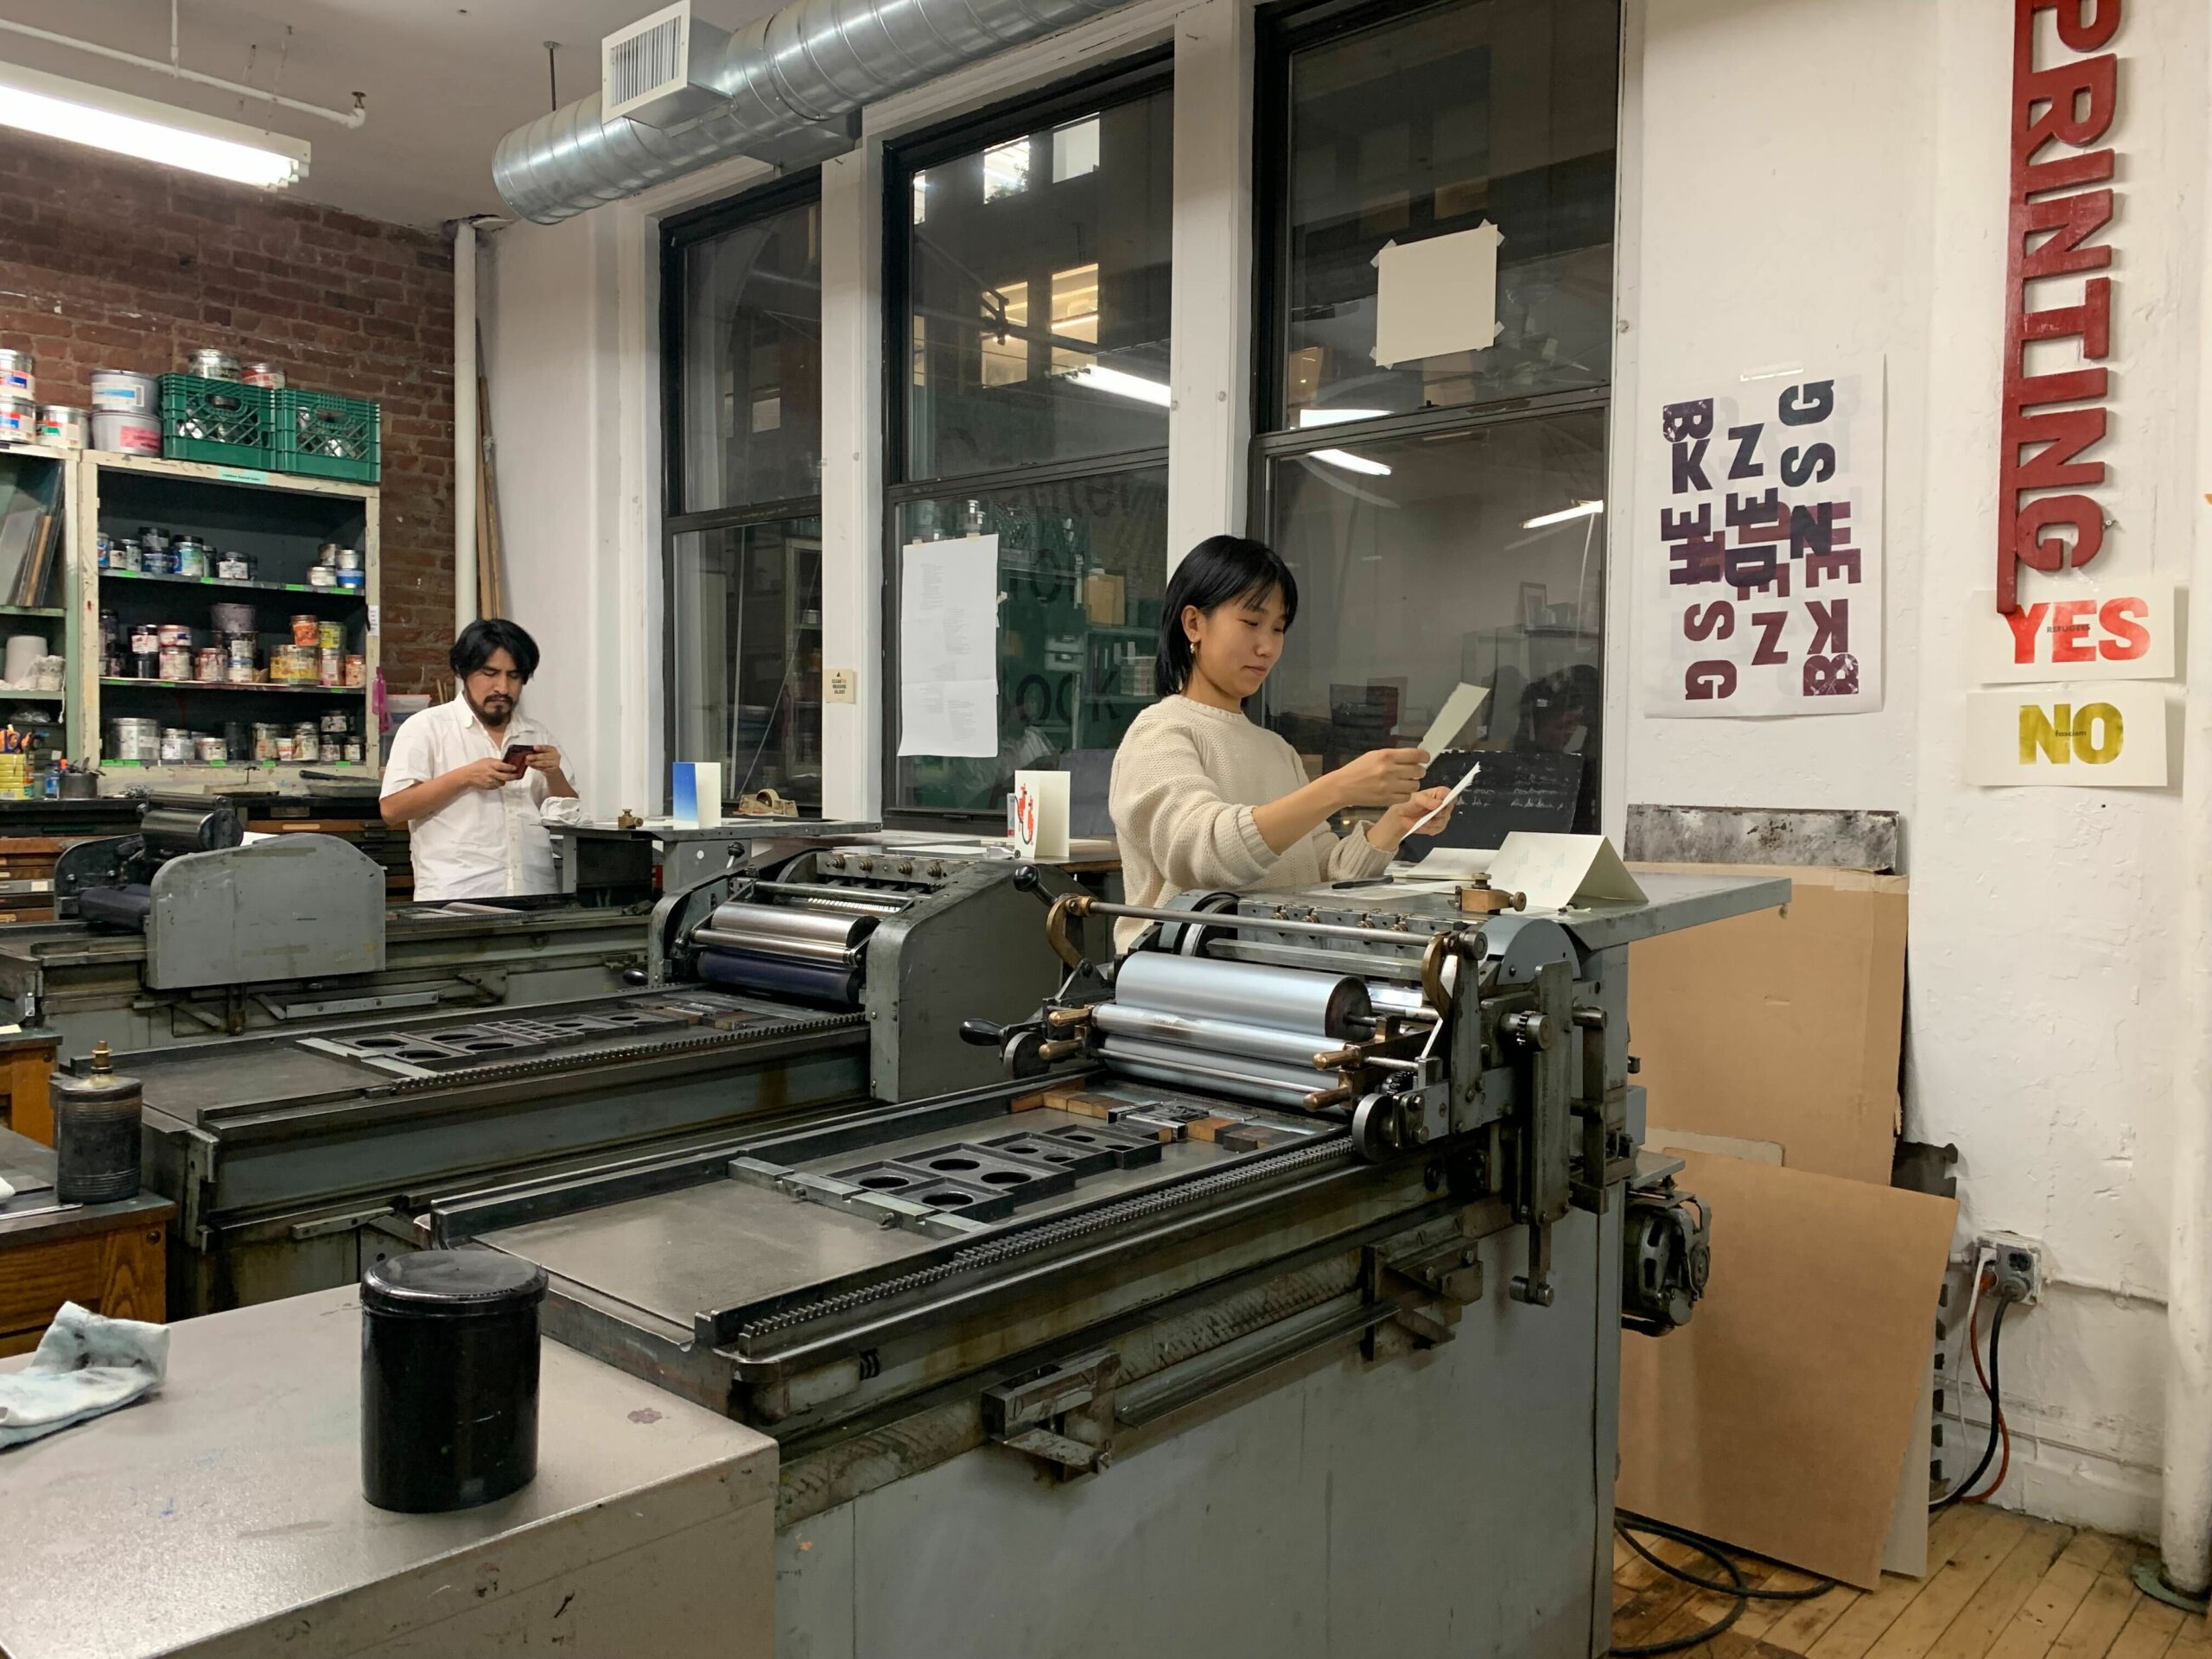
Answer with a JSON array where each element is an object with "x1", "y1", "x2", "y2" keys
[
  {"x1": 359, "y1": 1251, "x2": 548, "y2": 1513},
  {"x1": 52, "y1": 1042, "x2": 142, "y2": 1205}
]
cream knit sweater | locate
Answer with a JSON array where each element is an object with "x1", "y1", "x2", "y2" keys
[{"x1": 1108, "y1": 696, "x2": 1391, "y2": 948}]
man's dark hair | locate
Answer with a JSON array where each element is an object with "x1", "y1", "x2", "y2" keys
[
  {"x1": 1155, "y1": 536, "x2": 1300, "y2": 696},
  {"x1": 450, "y1": 618, "x2": 540, "y2": 683}
]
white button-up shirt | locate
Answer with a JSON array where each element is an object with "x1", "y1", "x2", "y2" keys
[{"x1": 380, "y1": 695, "x2": 564, "y2": 901}]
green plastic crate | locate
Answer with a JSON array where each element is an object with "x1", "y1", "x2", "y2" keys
[
  {"x1": 158, "y1": 374, "x2": 278, "y2": 469},
  {"x1": 276, "y1": 388, "x2": 381, "y2": 483}
]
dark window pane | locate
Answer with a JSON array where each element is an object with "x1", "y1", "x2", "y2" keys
[
  {"x1": 905, "y1": 91, "x2": 1174, "y2": 480},
  {"x1": 1263, "y1": 411, "x2": 1606, "y2": 830},
  {"x1": 670, "y1": 518, "x2": 823, "y2": 808},
  {"x1": 893, "y1": 467, "x2": 1169, "y2": 810},
  {"x1": 679, "y1": 199, "x2": 822, "y2": 512},
  {"x1": 1278, "y1": 0, "x2": 1618, "y2": 428}
]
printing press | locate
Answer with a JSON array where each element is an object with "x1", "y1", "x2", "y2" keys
[
  {"x1": 419, "y1": 866, "x2": 1785, "y2": 1657},
  {"x1": 0, "y1": 805, "x2": 870, "y2": 1060},
  {"x1": 99, "y1": 842, "x2": 1088, "y2": 1312}
]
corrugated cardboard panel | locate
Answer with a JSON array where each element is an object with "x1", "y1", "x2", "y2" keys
[
  {"x1": 1628, "y1": 862, "x2": 1906, "y2": 1186},
  {"x1": 1618, "y1": 1152, "x2": 1956, "y2": 1590}
]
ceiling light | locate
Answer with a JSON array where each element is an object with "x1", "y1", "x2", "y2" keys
[
  {"x1": 1296, "y1": 408, "x2": 1390, "y2": 428},
  {"x1": 1522, "y1": 499, "x2": 1605, "y2": 529},
  {"x1": 0, "y1": 60, "x2": 308, "y2": 188},
  {"x1": 1311, "y1": 448, "x2": 1392, "y2": 477},
  {"x1": 1064, "y1": 365, "x2": 1171, "y2": 407}
]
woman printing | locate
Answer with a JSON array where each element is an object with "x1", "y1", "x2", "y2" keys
[{"x1": 1108, "y1": 535, "x2": 1456, "y2": 947}]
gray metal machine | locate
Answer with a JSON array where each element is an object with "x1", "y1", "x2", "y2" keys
[
  {"x1": 109, "y1": 845, "x2": 1089, "y2": 1312},
  {"x1": 423, "y1": 867, "x2": 1779, "y2": 1657}
]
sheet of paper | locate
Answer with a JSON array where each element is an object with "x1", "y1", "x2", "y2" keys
[
  {"x1": 1417, "y1": 682, "x2": 1489, "y2": 758},
  {"x1": 1403, "y1": 760, "x2": 1480, "y2": 837},
  {"x1": 1485, "y1": 832, "x2": 1647, "y2": 912},
  {"x1": 899, "y1": 536, "x2": 1000, "y2": 759},
  {"x1": 1371, "y1": 223, "x2": 1503, "y2": 368},
  {"x1": 1395, "y1": 845, "x2": 1497, "y2": 880}
]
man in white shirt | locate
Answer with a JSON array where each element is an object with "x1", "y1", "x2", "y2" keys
[{"x1": 379, "y1": 619, "x2": 578, "y2": 901}]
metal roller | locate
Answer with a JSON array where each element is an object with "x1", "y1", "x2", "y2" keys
[
  {"x1": 1096, "y1": 1035, "x2": 1338, "y2": 1099},
  {"x1": 706, "y1": 901, "x2": 878, "y2": 953},
  {"x1": 691, "y1": 926, "x2": 858, "y2": 966},
  {"x1": 696, "y1": 949, "x2": 862, "y2": 1008},
  {"x1": 139, "y1": 803, "x2": 243, "y2": 856},
  {"x1": 1090, "y1": 1001, "x2": 1341, "y2": 1071},
  {"x1": 1114, "y1": 953, "x2": 1371, "y2": 1039}
]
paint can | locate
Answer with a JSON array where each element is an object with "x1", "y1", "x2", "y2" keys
[
  {"x1": 0, "y1": 398, "x2": 34, "y2": 443},
  {"x1": 334, "y1": 546, "x2": 363, "y2": 571},
  {"x1": 344, "y1": 653, "x2": 366, "y2": 688},
  {"x1": 138, "y1": 526, "x2": 169, "y2": 556},
  {"x1": 174, "y1": 537, "x2": 208, "y2": 579},
  {"x1": 290, "y1": 614, "x2": 320, "y2": 647},
  {"x1": 308, "y1": 564, "x2": 337, "y2": 588},
  {"x1": 157, "y1": 647, "x2": 192, "y2": 683},
  {"x1": 317, "y1": 620, "x2": 345, "y2": 652},
  {"x1": 319, "y1": 649, "x2": 342, "y2": 686},
  {"x1": 212, "y1": 601, "x2": 256, "y2": 636},
  {"x1": 107, "y1": 537, "x2": 140, "y2": 574},
  {"x1": 343, "y1": 736, "x2": 363, "y2": 763},
  {"x1": 226, "y1": 633, "x2": 257, "y2": 669},
  {"x1": 52, "y1": 1045, "x2": 143, "y2": 1206},
  {"x1": 215, "y1": 550, "x2": 251, "y2": 581},
  {"x1": 35, "y1": 405, "x2": 85, "y2": 449},
  {"x1": 109, "y1": 717, "x2": 160, "y2": 764},
  {"x1": 158, "y1": 728, "x2": 194, "y2": 763},
  {"x1": 140, "y1": 543, "x2": 178, "y2": 576},
  {"x1": 90, "y1": 370, "x2": 156, "y2": 412},
  {"x1": 335, "y1": 569, "x2": 365, "y2": 593},
  {"x1": 195, "y1": 648, "x2": 225, "y2": 683},
  {"x1": 242, "y1": 362, "x2": 285, "y2": 389},
  {"x1": 188, "y1": 348, "x2": 240, "y2": 381},
  {"x1": 0, "y1": 349, "x2": 33, "y2": 402},
  {"x1": 251, "y1": 723, "x2": 281, "y2": 760},
  {"x1": 194, "y1": 734, "x2": 228, "y2": 764},
  {"x1": 274, "y1": 735, "x2": 296, "y2": 762},
  {"x1": 156, "y1": 624, "x2": 195, "y2": 650},
  {"x1": 92, "y1": 411, "x2": 161, "y2": 455},
  {"x1": 320, "y1": 709, "x2": 351, "y2": 735}
]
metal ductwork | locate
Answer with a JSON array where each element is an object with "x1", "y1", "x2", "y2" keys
[{"x1": 494, "y1": 0, "x2": 1138, "y2": 225}]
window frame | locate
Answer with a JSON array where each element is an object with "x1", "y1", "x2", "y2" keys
[
  {"x1": 1248, "y1": 0, "x2": 1621, "y2": 807},
  {"x1": 659, "y1": 169, "x2": 826, "y2": 810},
  {"x1": 880, "y1": 52, "x2": 1176, "y2": 823}
]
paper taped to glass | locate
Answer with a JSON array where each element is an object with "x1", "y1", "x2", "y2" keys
[
  {"x1": 1371, "y1": 223, "x2": 1503, "y2": 369},
  {"x1": 899, "y1": 535, "x2": 1001, "y2": 759}
]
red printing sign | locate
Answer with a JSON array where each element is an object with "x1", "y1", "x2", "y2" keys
[{"x1": 1997, "y1": 0, "x2": 2121, "y2": 614}]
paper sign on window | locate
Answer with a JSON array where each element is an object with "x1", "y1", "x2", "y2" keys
[{"x1": 1370, "y1": 224, "x2": 1503, "y2": 369}]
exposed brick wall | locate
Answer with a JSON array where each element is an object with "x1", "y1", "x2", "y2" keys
[{"x1": 0, "y1": 132, "x2": 455, "y2": 692}]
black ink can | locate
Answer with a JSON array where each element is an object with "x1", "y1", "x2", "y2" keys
[
  {"x1": 359, "y1": 1250, "x2": 548, "y2": 1513},
  {"x1": 51, "y1": 1041, "x2": 141, "y2": 1205}
]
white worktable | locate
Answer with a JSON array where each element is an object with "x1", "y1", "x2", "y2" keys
[{"x1": 0, "y1": 1287, "x2": 776, "y2": 1658}]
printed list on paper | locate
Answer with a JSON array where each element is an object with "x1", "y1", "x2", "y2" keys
[{"x1": 899, "y1": 535, "x2": 1001, "y2": 759}]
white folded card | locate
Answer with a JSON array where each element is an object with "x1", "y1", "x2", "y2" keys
[{"x1": 1484, "y1": 832, "x2": 1646, "y2": 912}]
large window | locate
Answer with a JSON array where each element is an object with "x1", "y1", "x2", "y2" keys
[
  {"x1": 889, "y1": 60, "x2": 1173, "y2": 814},
  {"x1": 1255, "y1": 0, "x2": 1618, "y2": 833},
  {"x1": 664, "y1": 179, "x2": 824, "y2": 808}
]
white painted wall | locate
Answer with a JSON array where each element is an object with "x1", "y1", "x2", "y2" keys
[
  {"x1": 1618, "y1": 0, "x2": 2209, "y2": 1534},
  {"x1": 477, "y1": 0, "x2": 2210, "y2": 1534}
]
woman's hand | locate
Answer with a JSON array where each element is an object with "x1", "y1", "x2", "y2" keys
[
  {"x1": 1327, "y1": 747, "x2": 1429, "y2": 809},
  {"x1": 1367, "y1": 785, "x2": 1457, "y2": 853}
]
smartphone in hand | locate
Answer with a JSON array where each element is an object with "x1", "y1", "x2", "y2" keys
[{"x1": 501, "y1": 744, "x2": 537, "y2": 771}]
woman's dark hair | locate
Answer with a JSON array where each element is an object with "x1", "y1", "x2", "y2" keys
[
  {"x1": 450, "y1": 617, "x2": 541, "y2": 683},
  {"x1": 1155, "y1": 536, "x2": 1300, "y2": 695}
]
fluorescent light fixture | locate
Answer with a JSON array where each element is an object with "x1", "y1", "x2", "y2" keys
[
  {"x1": 1296, "y1": 407, "x2": 1390, "y2": 428},
  {"x1": 1311, "y1": 448, "x2": 1392, "y2": 477},
  {"x1": 1522, "y1": 499, "x2": 1605, "y2": 529},
  {"x1": 1064, "y1": 365, "x2": 1171, "y2": 407},
  {"x1": 0, "y1": 60, "x2": 308, "y2": 188}
]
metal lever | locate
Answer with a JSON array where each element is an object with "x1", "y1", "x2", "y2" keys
[{"x1": 959, "y1": 1019, "x2": 1013, "y2": 1046}]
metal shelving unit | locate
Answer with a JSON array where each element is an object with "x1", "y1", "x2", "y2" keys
[
  {"x1": 71, "y1": 452, "x2": 381, "y2": 785},
  {"x1": 0, "y1": 441, "x2": 82, "y2": 766}
]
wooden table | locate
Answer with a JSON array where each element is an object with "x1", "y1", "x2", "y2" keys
[
  {"x1": 0, "y1": 1027, "x2": 59, "y2": 1143},
  {"x1": 0, "y1": 1128, "x2": 170, "y2": 1357}
]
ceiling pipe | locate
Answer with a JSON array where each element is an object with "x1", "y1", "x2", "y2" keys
[
  {"x1": 493, "y1": 0, "x2": 1136, "y2": 226},
  {"x1": 0, "y1": 10, "x2": 366, "y2": 129},
  {"x1": 454, "y1": 216, "x2": 480, "y2": 634}
]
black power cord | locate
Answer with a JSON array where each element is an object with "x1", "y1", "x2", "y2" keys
[
  {"x1": 1930, "y1": 1289, "x2": 2012, "y2": 1512},
  {"x1": 1611, "y1": 1512, "x2": 1836, "y2": 1657}
]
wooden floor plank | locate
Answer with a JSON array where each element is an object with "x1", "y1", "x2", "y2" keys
[
  {"x1": 1860, "y1": 1510, "x2": 2043, "y2": 1659},
  {"x1": 1924, "y1": 1521, "x2": 2078, "y2": 1659},
  {"x1": 1738, "y1": 1563, "x2": 1834, "y2": 1642},
  {"x1": 1986, "y1": 1532, "x2": 2122, "y2": 1659},
  {"x1": 2164, "y1": 1613, "x2": 2212, "y2": 1656},
  {"x1": 1805, "y1": 1510, "x2": 2016, "y2": 1659},
  {"x1": 2105, "y1": 1599, "x2": 2186, "y2": 1659},
  {"x1": 2047, "y1": 1544, "x2": 2153, "y2": 1659}
]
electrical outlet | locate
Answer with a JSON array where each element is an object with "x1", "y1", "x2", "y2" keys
[{"x1": 1978, "y1": 1232, "x2": 2044, "y2": 1306}]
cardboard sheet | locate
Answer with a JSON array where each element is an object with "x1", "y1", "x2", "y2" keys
[
  {"x1": 1628, "y1": 862, "x2": 1905, "y2": 1186},
  {"x1": 1617, "y1": 1151, "x2": 1956, "y2": 1590}
]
